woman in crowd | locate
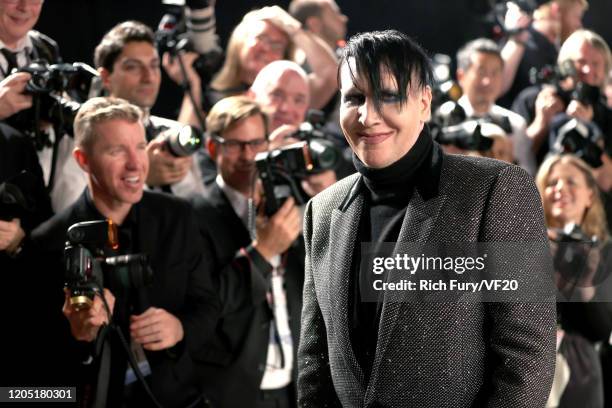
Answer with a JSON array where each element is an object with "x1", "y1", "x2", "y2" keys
[
  {"x1": 536, "y1": 153, "x2": 611, "y2": 408},
  {"x1": 206, "y1": 6, "x2": 338, "y2": 111}
]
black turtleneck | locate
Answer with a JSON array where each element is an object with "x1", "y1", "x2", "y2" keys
[{"x1": 350, "y1": 127, "x2": 435, "y2": 382}]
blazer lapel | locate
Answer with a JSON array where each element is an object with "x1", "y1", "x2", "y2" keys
[
  {"x1": 365, "y1": 185, "x2": 447, "y2": 403},
  {"x1": 327, "y1": 176, "x2": 367, "y2": 389}
]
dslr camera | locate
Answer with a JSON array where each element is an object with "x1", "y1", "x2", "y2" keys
[
  {"x1": 64, "y1": 220, "x2": 153, "y2": 311},
  {"x1": 255, "y1": 111, "x2": 341, "y2": 216},
  {"x1": 7, "y1": 60, "x2": 98, "y2": 150}
]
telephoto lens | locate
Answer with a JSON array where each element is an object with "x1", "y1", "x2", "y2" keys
[{"x1": 164, "y1": 125, "x2": 204, "y2": 157}]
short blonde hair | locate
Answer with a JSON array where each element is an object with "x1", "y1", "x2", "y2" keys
[
  {"x1": 535, "y1": 154, "x2": 609, "y2": 242},
  {"x1": 74, "y1": 97, "x2": 142, "y2": 152},
  {"x1": 211, "y1": 9, "x2": 296, "y2": 91},
  {"x1": 206, "y1": 95, "x2": 268, "y2": 138}
]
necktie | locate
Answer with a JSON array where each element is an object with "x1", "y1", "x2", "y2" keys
[{"x1": 1, "y1": 49, "x2": 19, "y2": 76}]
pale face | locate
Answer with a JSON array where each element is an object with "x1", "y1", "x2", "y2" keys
[
  {"x1": 457, "y1": 52, "x2": 503, "y2": 114},
  {"x1": 339, "y1": 59, "x2": 432, "y2": 169},
  {"x1": 77, "y1": 119, "x2": 149, "y2": 216},
  {"x1": 0, "y1": 0, "x2": 42, "y2": 49},
  {"x1": 544, "y1": 161, "x2": 594, "y2": 227},
  {"x1": 254, "y1": 69, "x2": 310, "y2": 131},
  {"x1": 100, "y1": 41, "x2": 161, "y2": 109},
  {"x1": 569, "y1": 40, "x2": 607, "y2": 87},
  {"x1": 213, "y1": 114, "x2": 268, "y2": 195},
  {"x1": 239, "y1": 21, "x2": 289, "y2": 85}
]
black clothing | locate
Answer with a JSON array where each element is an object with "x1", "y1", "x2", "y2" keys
[
  {"x1": 349, "y1": 129, "x2": 435, "y2": 380},
  {"x1": 30, "y1": 191, "x2": 221, "y2": 407},
  {"x1": 298, "y1": 133, "x2": 556, "y2": 407},
  {"x1": 202, "y1": 83, "x2": 249, "y2": 113},
  {"x1": 191, "y1": 183, "x2": 304, "y2": 408},
  {"x1": 498, "y1": 27, "x2": 558, "y2": 108}
]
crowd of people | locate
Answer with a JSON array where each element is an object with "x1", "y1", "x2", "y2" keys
[{"x1": 0, "y1": 0, "x2": 611, "y2": 407}]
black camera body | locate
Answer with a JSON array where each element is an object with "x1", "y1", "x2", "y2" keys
[
  {"x1": 551, "y1": 223, "x2": 598, "y2": 283},
  {"x1": 553, "y1": 118, "x2": 603, "y2": 168},
  {"x1": 255, "y1": 111, "x2": 341, "y2": 216},
  {"x1": 6, "y1": 60, "x2": 97, "y2": 150},
  {"x1": 64, "y1": 220, "x2": 153, "y2": 311},
  {"x1": 430, "y1": 101, "x2": 511, "y2": 152},
  {"x1": 531, "y1": 61, "x2": 602, "y2": 108}
]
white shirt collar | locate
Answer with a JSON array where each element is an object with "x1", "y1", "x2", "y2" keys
[
  {"x1": 0, "y1": 35, "x2": 33, "y2": 54},
  {"x1": 216, "y1": 174, "x2": 250, "y2": 227}
]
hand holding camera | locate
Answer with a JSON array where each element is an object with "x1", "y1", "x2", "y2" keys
[
  {"x1": 0, "y1": 72, "x2": 32, "y2": 120},
  {"x1": 146, "y1": 134, "x2": 194, "y2": 186},
  {"x1": 62, "y1": 287, "x2": 115, "y2": 342},
  {"x1": 253, "y1": 197, "x2": 301, "y2": 262}
]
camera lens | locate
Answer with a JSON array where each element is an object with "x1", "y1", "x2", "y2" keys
[
  {"x1": 165, "y1": 125, "x2": 204, "y2": 157},
  {"x1": 308, "y1": 139, "x2": 340, "y2": 171}
]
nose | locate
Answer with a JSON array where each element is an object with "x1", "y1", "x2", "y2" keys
[
  {"x1": 140, "y1": 65, "x2": 157, "y2": 83},
  {"x1": 481, "y1": 76, "x2": 491, "y2": 87},
  {"x1": 239, "y1": 143, "x2": 258, "y2": 161},
  {"x1": 357, "y1": 98, "x2": 381, "y2": 127},
  {"x1": 125, "y1": 147, "x2": 142, "y2": 170}
]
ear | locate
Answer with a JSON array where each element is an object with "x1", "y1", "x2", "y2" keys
[
  {"x1": 73, "y1": 146, "x2": 90, "y2": 173},
  {"x1": 99, "y1": 67, "x2": 112, "y2": 92},
  {"x1": 419, "y1": 85, "x2": 433, "y2": 122},
  {"x1": 207, "y1": 138, "x2": 217, "y2": 161},
  {"x1": 456, "y1": 68, "x2": 465, "y2": 83}
]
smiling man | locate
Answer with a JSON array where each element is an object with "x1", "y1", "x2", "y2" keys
[
  {"x1": 94, "y1": 21, "x2": 206, "y2": 198},
  {"x1": 31, "y1": 97, "x2": 220, "y2": 407},
  {"x1": 297, "y1": 30, "x2": 556, "y2": 407}
]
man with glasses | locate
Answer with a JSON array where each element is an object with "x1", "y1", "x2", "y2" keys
[{"x1": 190, "y1": 95, "x2": 303, "y2": 408}]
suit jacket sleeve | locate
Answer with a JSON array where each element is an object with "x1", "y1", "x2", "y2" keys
[
  {"x1": 480, "y1": 165, "x2": 556, "y2": 408},
  {"x1": 297, "y1": 200, "x2": 342, "y2": 408}
]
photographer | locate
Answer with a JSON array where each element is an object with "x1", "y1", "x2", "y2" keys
[
  {"x1": 30, "y1": 97, "x2": 220, "y2": 407},
  {"x1": 0, "y1": 0, "x2": 88, "y2": 214},
  {"x1": 95, "y1": 21, "x2": 207, "y2": 198},
  {"x1": 512, "y1": 29, "x2": 612, "y2": 164},
  {"x1": 499, "y1": 0, "x2": 587, "y2": 107},
  {"x1": 535, "y1": 154, "x2": 612, "y2": 406},
  {"x1": 249, "y1": 60, "x2": 339, "y2": 194},
  {"x1": 190, "y1": 96, "x2": 303, "y2": 408},
  {"x1": 455, "y1": 38, "x2": 536, "y2": 174}
]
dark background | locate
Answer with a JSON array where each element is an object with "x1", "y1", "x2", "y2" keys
[{"x1": 35, "y1": 0, "x2": 612, "y2": 117}]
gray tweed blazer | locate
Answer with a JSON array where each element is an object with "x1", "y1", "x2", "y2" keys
[{"x1": 297, "y1": 146, "x2": 556, "y2": 408}]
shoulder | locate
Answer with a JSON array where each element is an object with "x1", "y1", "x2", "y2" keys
[
  {"x1": 28, "y1": 30, "x2": 61, "y2": 62},
  {"x1": 309, "y1": 172, "x2": 360, "y2": 213},
  {"x1": 141, "y1": 190, "x2": 192, "y2": 214},
  {"x1": 31, "y1": 202, "x2": 78, "y2": 249}
]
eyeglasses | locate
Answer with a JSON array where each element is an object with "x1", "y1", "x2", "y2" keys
[
  {"x1": 213, "y1": 136, "x2": 268, "y2": 154},
  {"x1": 3, "y1": 0, "x2": 44, "y2": 5}
]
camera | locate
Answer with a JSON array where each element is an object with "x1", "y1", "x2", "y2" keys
[
  {"x1": 6, "y1": 60, "x2": 98, "y2": 150},
  {"x1": 255, "y1": 111, "x2": 341, "y2": 216},
  {"x1": 552, "y1": 118, "x2": 604, "y2": 168},
  {"x1": 530, "y1": 61, "x2": 602, "y2": 108},
  {"x1": 551, "y1": 223, "x2": 598, "y2": 284},
  {"x1": 429, "y1": 101, "x2": 512, "y2": 152},
  {"x1": 157, "y1": 124, "x2": 204, "y2": 157},
  {"x1": 64, "y1": 220, "x2": 153, "y2": 311},
  {"x1": 156, "y1": 1, "x2": 223, "y2": 87}
]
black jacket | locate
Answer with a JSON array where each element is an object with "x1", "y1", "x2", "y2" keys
[
  {"x1": 191, "y1": 182, "x2": 305, "y2": 408},
  {"x1": 30, "y1": 190, "x2": 221, "y2": 407}
]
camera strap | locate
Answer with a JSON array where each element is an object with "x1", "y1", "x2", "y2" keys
[{"x1": 92, "y1": 325, "x2": 112, "y2": 408}]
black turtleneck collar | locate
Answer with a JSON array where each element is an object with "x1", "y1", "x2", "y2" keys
[{"x1": 353, "y1": 125, "x2": 435, "y2": 203}]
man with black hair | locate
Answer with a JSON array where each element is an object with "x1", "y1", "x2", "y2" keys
[
  {"x1": 455, "y1": 37, "x2": 536, "y2": 175},
  {"x1": 298, "y1": 29, "x2": 556, "y2": 407},
  {"x1": 94, "y1": 21, "x2": 207, "y2": 198}
]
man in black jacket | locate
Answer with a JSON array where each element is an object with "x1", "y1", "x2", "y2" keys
[
  {"x1": 31, "y1": 97, "x2": 220, "y2": 407},
  {"x1": 298, "y1": 30, "x2": 556, "y2": 408},
  {"x1": 191, "y1": 95, "x2": 303, "y2": 408}
]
